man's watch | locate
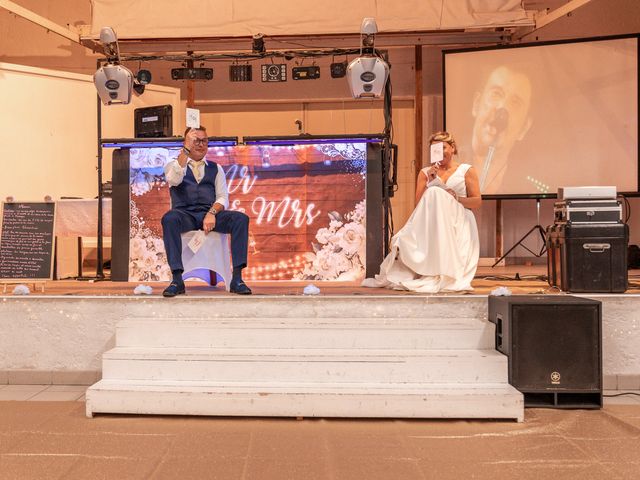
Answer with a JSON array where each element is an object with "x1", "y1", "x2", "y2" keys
[
  {"x1": 207, "y1": 209, "x2": 217, "y2": 216},
  {"x1": 182, "y1": 146, "x2": 191, "y2": 155}
]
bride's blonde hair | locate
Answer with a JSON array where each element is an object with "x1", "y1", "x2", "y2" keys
[{"x1": 428, "y1": 131, "x2": 458, "y2": 154}]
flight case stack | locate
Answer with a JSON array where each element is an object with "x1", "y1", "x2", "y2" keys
[{"x1": 546, "y1": 187, "x2": 628, "y2": 293}]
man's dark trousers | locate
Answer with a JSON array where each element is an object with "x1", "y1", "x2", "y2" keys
[{"x1": 161, "y1": 208, "x2": 249, "y2": 272}]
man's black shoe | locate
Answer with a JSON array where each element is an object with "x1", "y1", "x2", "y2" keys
[
  {"x1": 230, "y1": 279, "x2": 252, "y2": 295},
  {"x1": 162, "y1": 282, "x2": 186, "y2": 297}
]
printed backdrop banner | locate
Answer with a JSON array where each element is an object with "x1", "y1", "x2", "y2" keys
[{"x1": 129, "y1": 142, "x2": 367, "y2": 282}]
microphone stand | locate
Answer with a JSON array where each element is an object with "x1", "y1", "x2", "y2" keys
[
  {"x1": 492, "y1": 197, "x2": 547, "y2": 267},
  {"x1": 479, "y1": 145, "x2": 495, "y2": 191},
  {"x1": 480, "y1": 109, "x2": 508, "y2": 192}
]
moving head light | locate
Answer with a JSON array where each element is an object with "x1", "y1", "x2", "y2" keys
[
  {"x1": 94, "y1": 27, "x2": 140, "y2": 105},
  {"x1": 347, "y1": 57, "x2": 389, "y2": 98},
  {"x1": 95, "y1": 63, "x2": 134, "y2": 105},
  {"x1": 347, "y1": 18, "x2": 390, "y2": 98}
]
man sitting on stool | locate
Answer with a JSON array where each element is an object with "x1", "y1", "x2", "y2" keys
[{"x1": 161, "y1": 126, "x2": 251, "y2": 296}]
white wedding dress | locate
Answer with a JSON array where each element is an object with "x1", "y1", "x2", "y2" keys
[{"x1": 364, "y1": 163, "x2": 479, "y2": 293}]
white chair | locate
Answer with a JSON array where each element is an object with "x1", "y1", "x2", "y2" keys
[{"x1": 180, "y1": 231, "x2": 232, "y2": 291}]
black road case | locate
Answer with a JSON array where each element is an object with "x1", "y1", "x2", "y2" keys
[
  {"x1": 554, "y1": 199, "x2": 622, "y2": 224},
  {"x1": 546, "y1": 223, "x2": 628, "y2": 293}
]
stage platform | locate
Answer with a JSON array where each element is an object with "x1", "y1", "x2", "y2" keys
[
  {"x1": 3, "y1": 266, "x2": 639, "y2": 296},
  {"x1": 1, "y1": 266, "x2": 639, "y2": 422}
]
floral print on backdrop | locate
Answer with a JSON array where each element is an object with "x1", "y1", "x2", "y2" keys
[
  {"x1": 129, "y1": 147, "x2": 175, "y2": 282},
  {"x1": 130, "y1": 201, "x2": 171, "y2": 282},
  {"x1": 294, "y1": 200, "x2": 366, "y2": 281}
]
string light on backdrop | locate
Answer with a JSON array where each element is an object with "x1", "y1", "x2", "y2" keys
[{"x1": 261, "y1": 149, "x2": 271, "y2": 168}]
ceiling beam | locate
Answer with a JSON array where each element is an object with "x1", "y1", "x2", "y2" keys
[
  {"x1": 81, "y1": 30, "x2": 513, "y2": 56},
  {"x1": 0, "y1": 0, "x2": 81, "y2": 44}
]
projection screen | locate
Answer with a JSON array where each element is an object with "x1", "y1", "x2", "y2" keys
[{"x1": 444, "y1": 36, "x2": 638, "y2": 196}]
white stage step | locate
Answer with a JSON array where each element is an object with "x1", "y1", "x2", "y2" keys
[
  {"x1": 101, "y1": 347, "x2": 508, "y2": 384},
  {"x1": 86, "y1": 379, "x2": 523, "y2": 421},
  {"x1": 86, "y1": 301, "x2": 524, "y2": 422},
  {"x1": 115, "y1": 317, "x2": 494, "y2": 350}
]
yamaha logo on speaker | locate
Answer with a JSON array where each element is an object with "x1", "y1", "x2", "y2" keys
[{"x1": 551, "y1": 371, "x2": 561, "y2": 384}]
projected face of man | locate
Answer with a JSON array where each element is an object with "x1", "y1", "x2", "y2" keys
[{"x1": 471, "y1": 66, "x2": 532, "y2": 157}]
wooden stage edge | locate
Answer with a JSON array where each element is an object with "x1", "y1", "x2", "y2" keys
[{"x1": 4, "y1": 267, "x2": 640, "y2": 297}]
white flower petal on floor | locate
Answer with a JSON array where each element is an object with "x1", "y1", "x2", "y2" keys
[
  {"x1": 12, "y1": 285, "x2": 30, "y2": 295},
  {"x1": 133, "y1": 284, "x2": 154, "y2": 295},
  {"x1": 303, "y1": 284, "x2": 320, "y2": 295}
]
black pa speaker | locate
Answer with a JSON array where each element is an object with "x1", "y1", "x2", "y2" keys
[{"x1": 488, "y1": 295, "x2": 602, "y2": 408}]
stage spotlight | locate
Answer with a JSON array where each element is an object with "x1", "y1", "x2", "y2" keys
[
  {"x1": 93, "y1": 27, "x2": 134, "y2": 105},
  {"x1": 330, "y1": 61, "x2": 347, "y2": 78},
  {"x1": 137, "y1": 69, "x2": 152, "y2": 85},
  {"x1": 261, "y1": 64, "x2": 287, "y2": 82},
  {"x1": 171, "y1": 67, "x2": 213, "y2": 81},
  {"x1": 292, "y1": 66, "x2": 320, "y2": 80},
  {"x1": 230, "y1": 64, "x2": 253, "y2": 82},
  {"x1": 252, "y1": 33, "x2": 266, "y2": 54},
  {"x1": 346, "y1": 18, "x2": 389, "y2": 98},
  {"x1": 132, "y1": 69, "x2": 152, "y2": 96}
]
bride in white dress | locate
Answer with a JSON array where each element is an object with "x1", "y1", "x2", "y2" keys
[{"x1": 364, "y1": 132, "x2": 482, "y2": 293}]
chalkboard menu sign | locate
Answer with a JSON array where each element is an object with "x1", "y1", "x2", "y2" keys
[{"x1": 0, "y1": 202, "x2": 56, "y2": 280}]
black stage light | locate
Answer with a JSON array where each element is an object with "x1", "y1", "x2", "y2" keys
[
  {"x1": 261, "y1": 64, "x2": 287, "y2": 82},
  {"x1": 136, "y1": 69, "x2": 152, "y2": 85},
  {"x1": 252, "y1": 33, "x2": 266, "y2": 54},
  {"x1": 292, "y1": 66, "x2": 320, "y2": 80},
  {"x1": 330, "y1": 61, "x2": 347, "y2": 78},
  {"x1": 229, "y1": 65, "x2": 253, "y2": 82},
  {"x1": 171, "y1": 67, "x2": 213, "y2": 81}
]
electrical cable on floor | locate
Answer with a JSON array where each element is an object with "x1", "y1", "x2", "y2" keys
[
  {"x1": 603, "y1": 392, "x2": 640, "y2": 397},
  {"x1": 474, "y1": 275, "x2": 515, "y2": 281},
  {"x1": 474, "y1": 275, "x2": 549, "y2": 282},
  {"x1": 517, "y1": 275, "x2": 548, "y2": 281}
]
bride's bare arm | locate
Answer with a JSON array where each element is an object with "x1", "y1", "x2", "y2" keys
[
  {"x1": 459, "y1": 167, "x2": 482, "y2": 210},
  {"x1": 415, "y1": 171, "x2": 429, "y2": 206}
]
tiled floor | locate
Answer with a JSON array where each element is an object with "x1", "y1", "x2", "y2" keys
[{"x1": 0, "y1": 385, "x2": 86, "y2": 402}]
